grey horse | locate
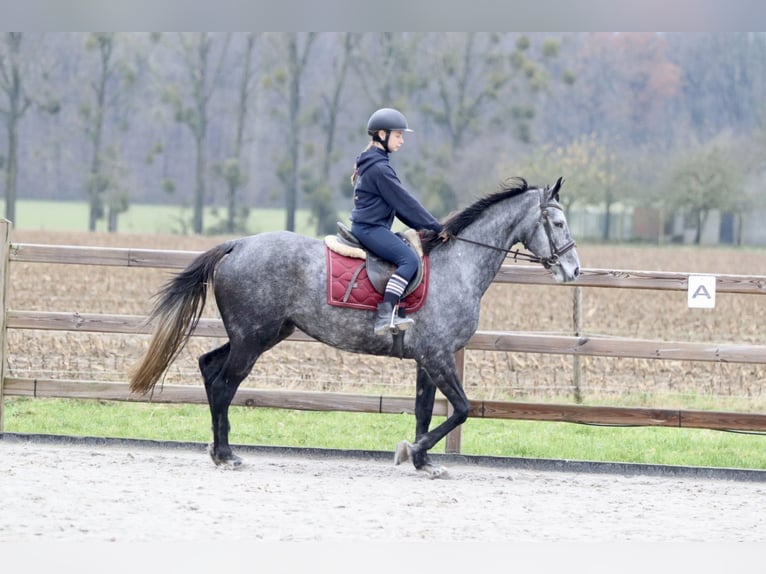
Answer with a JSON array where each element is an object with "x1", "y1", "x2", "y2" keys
[{"x1": 129, "y1": 177, "x2": 580, "y2": 477}]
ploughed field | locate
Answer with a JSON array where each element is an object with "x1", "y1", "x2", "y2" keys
[{"x1": 7, "y1": 230, "x2": 766, "y2": 410}]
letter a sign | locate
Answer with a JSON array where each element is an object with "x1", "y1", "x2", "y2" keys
[{"x1": 687, "y1": 275, "x2": 716, "y2": 309}]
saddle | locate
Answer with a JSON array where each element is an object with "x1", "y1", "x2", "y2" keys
[
  {"x1": 325, "y1": 222, "x2": 425, "y2": 298},
  {"x1": 324, "y1": 223, "x2": 430, "y2": 314}
]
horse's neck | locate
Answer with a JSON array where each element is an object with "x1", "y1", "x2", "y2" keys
[{"x1": 447, "y1": 196, "x2": 534, "y2": 294}]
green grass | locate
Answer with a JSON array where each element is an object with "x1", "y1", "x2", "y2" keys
[
  {"x1": 3, "y1": 397, "x2": 765, "y2": 469},
  {"x1": 2, "y1": 198, "x2": 332, "y2": 236}
]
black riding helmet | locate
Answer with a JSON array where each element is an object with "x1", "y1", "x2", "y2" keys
[{"x1": 367, "y1": 107, "x2": 413, "y2": 152}]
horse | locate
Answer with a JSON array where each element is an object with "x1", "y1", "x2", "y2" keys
[{"x1": 129, "y1": 176, "x2": 580, "y2": 477}]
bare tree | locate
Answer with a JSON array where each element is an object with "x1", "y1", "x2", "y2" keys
[
  {"x1": 81, "y1": 33, "x2": 140, "y2": 232},
  {"x1": 269, "y1": 32, "x2": 317, "y2": 232},
  {"x1": 0, "y1": 33, "x2": 57, "y2": 223},
  {"x1": 412, "y1": 33, "x2": 568, "y2": 213},
  {"x1": 162, "y1": 32, "x2": 231, "y2": 234},
  {"x1": 303, "y1": 33, "x2": 360, "y2": 235},
  {"x1": 84, "y1": 33, "x2": 112, "y2": 230},
  {"x1": 211, "y1": 33, "x2": 260, "y2": 234},
  {"x1": 0, "y1": 33, "x2": 27, "y2": 223},
  {"x1": 352, "y1": 32, "x2": 424, "y2": 108}
]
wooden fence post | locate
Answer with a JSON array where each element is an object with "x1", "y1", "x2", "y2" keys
[
  {"x1": 572, "y1": 286, "x2": 583, "y2": 403},
  {"x1": 444, "y1": 348, "x2": 465, "y2": 454},
  {"x1": 0, "y1": 219, "x2": 11, "y2": 432}
]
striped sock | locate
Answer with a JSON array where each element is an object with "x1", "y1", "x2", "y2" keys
[{"x1": 384, "y1": 273, "x2": 408, "y2": 305}]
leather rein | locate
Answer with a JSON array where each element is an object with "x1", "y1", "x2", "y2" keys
[{"x1": 452, "y1": 187, "x2": 576, "y2": 269}]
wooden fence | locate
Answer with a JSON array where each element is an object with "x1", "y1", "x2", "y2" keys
[{"x1": 1, "y1": 218, "x2": 766, "y2": 454}]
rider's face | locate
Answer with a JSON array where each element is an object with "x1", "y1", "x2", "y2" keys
[
  {"x1": 387, "y1": 130, "x2": 405, "y2": 152},
  {"x1": 378, "y1": 130, "x2": 404, "y2": 152}
]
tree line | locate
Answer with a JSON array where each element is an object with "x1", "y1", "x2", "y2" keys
[{"x1": 1, "y1": 32, "x2": 765, "y2": 241}]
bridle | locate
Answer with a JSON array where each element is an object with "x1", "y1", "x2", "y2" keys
[{"x1": 452, "y1": 186, "x2": 576, "y2": 269}]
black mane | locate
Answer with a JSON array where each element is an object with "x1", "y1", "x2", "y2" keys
[{"x1": 421, "y1": 177, "x2": 530, "y2": 254}]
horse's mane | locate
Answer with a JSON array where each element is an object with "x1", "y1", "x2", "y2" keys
[{"x1": 420, "y1": 177, "x2": 530, "y2": 254}]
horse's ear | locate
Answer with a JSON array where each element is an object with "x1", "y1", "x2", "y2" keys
[{"x1": 549, "y1": 176, "x2": 564, "y2": 202}]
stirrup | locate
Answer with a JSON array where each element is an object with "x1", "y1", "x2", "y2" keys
[
  {"x1": 374, "y1": 303, "x2": 414, "y2": 336},
  {"x1": 374, "y1": 319, "x2": 397, "y2": 336},
  {"x1": 390, "y1": 305, "x2": 414, "y2": 332},
  {"x1": 374, "y1": 303, "x2": 396, "y2": 336}
]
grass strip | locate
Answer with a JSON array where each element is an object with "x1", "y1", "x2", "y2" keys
[{"x1": 4, "y1": 397, "x2": 766, "y2": 470}]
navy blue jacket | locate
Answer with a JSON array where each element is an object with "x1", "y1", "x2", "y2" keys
[{"x1": 350, "y1": 147, "x2": 443, "y2": 233}]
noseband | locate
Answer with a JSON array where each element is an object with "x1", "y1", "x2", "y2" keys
[
  {"x1": 532, "y1": 187, "x2": 577, "y2": 269},
  {"x1": 452, "y1": 186, "x2": 576, "y2": 269}
]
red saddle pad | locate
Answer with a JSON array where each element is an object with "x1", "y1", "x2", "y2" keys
[{"x1": 325, "y1": 247, "x2": 429, "y2": 312}]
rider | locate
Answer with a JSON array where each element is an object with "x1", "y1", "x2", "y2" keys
[{"x1": 350, "y1": 107, "x2": 447, "y2": 336}]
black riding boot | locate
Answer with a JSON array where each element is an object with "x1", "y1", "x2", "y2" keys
[{"x1": 373, "y1": 301, "x2": 414, "y2": 336}]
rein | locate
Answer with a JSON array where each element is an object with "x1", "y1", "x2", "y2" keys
[
  {"x1": 452, "y1": 187, "x2": 576, "y2": 269},
  {"x1": 452, "y1": 235, "x2": 543, "y2": 264}
]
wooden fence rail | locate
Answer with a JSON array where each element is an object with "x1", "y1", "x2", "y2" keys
[
  {"x1": 2, "y1": 226, "x2": 766, "y2": 453},
  {"x1": 7, "y1": 309, "x2": 766, "y2": 364}
]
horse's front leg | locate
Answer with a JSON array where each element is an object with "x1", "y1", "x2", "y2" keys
[
  {"x1": 414, "y1": 364, "x2": 436, "y2": 449},
  {"x1": 407, "y1": 365, "x2": 438, "y2": 470},
  {"x1": 395, "y1": 355, "x2": 469, "y2": 478}
]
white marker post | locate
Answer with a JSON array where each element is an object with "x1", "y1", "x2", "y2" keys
[{"x1": 687, "y1": 275, "x2": 716, "y2": 309}]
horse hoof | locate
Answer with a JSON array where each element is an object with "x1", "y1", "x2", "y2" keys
[
  {"x1": 208, "y1": 443, "x2": 244, "y2": 469},
  {"x1": 418, "y1": 463, "x2": 448, "y2": 479},
  {"x1": 394, "y1": 440, "x2": 413, "y2": 465}
]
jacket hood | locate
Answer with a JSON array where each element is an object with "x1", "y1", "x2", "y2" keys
[{"x1": 355, "y1": 146, "x2": 388, "y2": 177}]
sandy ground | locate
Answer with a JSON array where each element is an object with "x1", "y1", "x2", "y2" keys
[{"x1": 1, "y1": 437, "x2": 764, "y2": 545}]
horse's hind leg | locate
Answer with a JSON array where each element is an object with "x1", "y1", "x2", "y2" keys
[
  {"x1": 199, "y1": 343, "x2": 230, "y2": 405},
  {"x1": 203, "y1": 341, "x2": 258, "y2": 468},
  {"x1": 202, "y1": 323, "x2": 295, "y2": 468},
  {"x1": 198, "y1": 342, "x2": 244, "y2": 467}
]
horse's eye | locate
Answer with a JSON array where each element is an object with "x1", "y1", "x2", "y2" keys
[{"x1": 554, "y1": 221, "x2": 564, "y2": 229}]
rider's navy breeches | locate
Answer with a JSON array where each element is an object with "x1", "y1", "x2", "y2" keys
[{"x1": 351, "y1": 223, "x2": 419, "y2": 283}]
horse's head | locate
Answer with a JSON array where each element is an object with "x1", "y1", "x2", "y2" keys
[{"x1": 523, "y1": 177, "x2": 580, "y2": 283}]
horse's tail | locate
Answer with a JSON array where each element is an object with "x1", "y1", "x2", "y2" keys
[{"x1": 129, "y1": 241, "x2": 235, "y2": 395}]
